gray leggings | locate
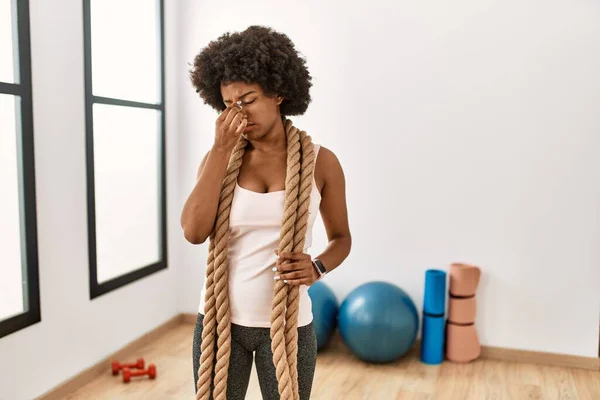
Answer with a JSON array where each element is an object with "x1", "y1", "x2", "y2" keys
[{"x1": 192, "y1": 313, "x2": 317, "y2": 400}]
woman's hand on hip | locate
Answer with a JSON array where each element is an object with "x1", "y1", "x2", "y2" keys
[{"x1": 273, "y1": 250, "x2": 319, "y2": 286}]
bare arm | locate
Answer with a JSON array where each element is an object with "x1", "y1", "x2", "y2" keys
[
  {"x1": 180, "y1": 105, "x2": 247, "y2": 244},
  {"x1": 314, "y1": 147, "x2": 352, "y2": 274},
  {"x1": 269, "y1": 146, "x2": 352, "y2": 285},
  {"x1": 180, "y1": 148, "x2": 232, "y2": 244}
]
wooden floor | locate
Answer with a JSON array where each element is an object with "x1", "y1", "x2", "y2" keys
[{"x1": 65, "y1": 323, "x2": 600, "y2": 399}]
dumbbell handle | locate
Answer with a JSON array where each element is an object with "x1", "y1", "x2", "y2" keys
[
  {"x1": 127, "y1": 368, "x2": 152, "y2": 377},
  {"x1": 123, "y1": 364, "x2": 156, "y2": 382},
  {"x1": 111, "y1": 358, "x2": 145, "y2": 375}
]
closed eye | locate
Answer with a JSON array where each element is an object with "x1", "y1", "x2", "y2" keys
[{"x1": 223, "y1": 99, "x2": 255, "y2": 107}]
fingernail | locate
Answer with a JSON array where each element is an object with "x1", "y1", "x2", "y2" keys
[
  {"x1": 284, "y1": 280, "x2": 288, "y2": 284},
  {"x1": 272, "y1": 267, "x2": 277, "y2": 272},
  {"x1": 274, "y1": 276, "x2": 280, "y2": 280}
]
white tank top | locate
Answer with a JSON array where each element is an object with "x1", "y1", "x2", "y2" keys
[{"x1": 198, "y1": 144, "x2": 322, "y2": 328}]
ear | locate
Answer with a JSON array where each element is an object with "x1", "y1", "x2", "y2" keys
[{"x1": 275, "y1": 95, "x2": 283, "y2": 105}]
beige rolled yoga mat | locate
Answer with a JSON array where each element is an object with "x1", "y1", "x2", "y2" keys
[{"x1": 446, "y1": 263, "x2": 481, "y2": 363}]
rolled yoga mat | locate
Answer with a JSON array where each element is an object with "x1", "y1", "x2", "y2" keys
[
  {"x1": 420, "y1": 269, "x2": 447, "y2": 364},
  {"x1": 446, "y1": 263, "x2": 481, "y2": 363},
  {"x1": 423, "y1": 269, "x2": 447, "y2": 315},
  {"x1": 421, "y1": 314, "x2": 445, "y2": 364}
]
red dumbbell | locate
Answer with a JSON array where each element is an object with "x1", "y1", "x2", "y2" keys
[
  {"x1": 111, "y1": 358, "x2": 145, "y2": 375},
  {"x1": 122, "y1": 364, "x2": 157, "y2": 383}
]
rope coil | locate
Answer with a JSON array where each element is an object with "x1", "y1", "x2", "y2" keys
[{"x1": 196, "y1": 118, "x2": 315, "y2": 400}]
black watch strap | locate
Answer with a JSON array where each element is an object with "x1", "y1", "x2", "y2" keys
[{"x1": 312, "y1": 259, "x2": 327, "y2": 276}]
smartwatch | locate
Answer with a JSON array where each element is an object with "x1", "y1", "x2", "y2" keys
[{"x1": 312, "y1": 259, "x2": 327, "y2": 279}]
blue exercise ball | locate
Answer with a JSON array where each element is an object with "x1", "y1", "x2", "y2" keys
[
  {"x1": 338, "y1": 281, "x2": 419, "y2": 363},
  {"x1": 308, "y1": 281, "x2": 339, "y2": 350}
]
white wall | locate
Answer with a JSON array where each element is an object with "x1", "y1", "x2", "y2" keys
[
  {"x1": 0, "y1": 1, "x2": 181, "y2": 399},
  {"x1": 177, "y1": 0, "x2": 600, "y2": 358},
  {"x1": 2, "y1": 3, "x2": 597, "y2": 398}
]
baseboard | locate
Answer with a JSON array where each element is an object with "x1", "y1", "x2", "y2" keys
[
  {"x1": 36, "y1": 314, "x2": 183, "y2": 400},
  {"x1": 480, "y1": 345, "x2": 600, "y2": 371},
  {"x1": 35, "y1": 312, "x2": 600, "y2": 399}
]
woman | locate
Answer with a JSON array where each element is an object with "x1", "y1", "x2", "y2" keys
[{"x1": 181, "y1": 25, "x2": 351, "y2": 400}]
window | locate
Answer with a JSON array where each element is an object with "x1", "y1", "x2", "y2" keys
[
  {"x1": 83, "y1": 0, "x2": 167, "y2": 299},
  {"x1": 0, "y1": 0, "x2": 40, "y2": 339}
]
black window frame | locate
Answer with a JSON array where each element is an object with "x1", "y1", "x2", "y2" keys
[
  {"x1": 0, "y1": 0, "x2": 41, "y2": 339},
  {"x1": 82, "y1": 0, "x2": 167, "y2": 299}
]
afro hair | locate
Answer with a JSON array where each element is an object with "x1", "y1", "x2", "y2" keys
[{"x1": 189, "y1": 25, "x2": 312, "y2": 116}]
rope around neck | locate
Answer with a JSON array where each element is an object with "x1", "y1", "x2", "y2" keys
[{"x1": 196, "y1": 119, "x2": 315, "y2": 400}]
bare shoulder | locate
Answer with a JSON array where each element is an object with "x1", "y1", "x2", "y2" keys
[{"x1": 314, "y1": 145, "x2": 345, "y2": 193}]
